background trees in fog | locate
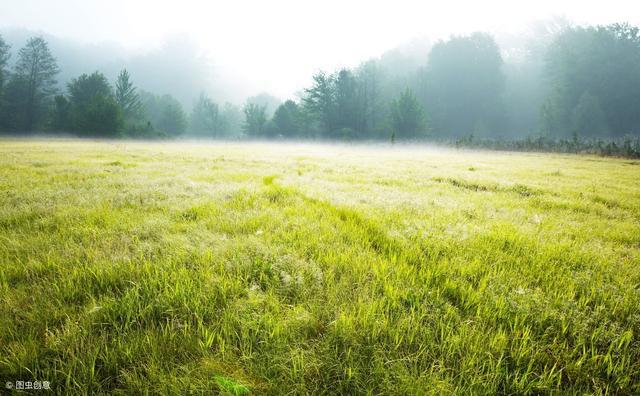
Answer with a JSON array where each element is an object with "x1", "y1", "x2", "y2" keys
[
  {"x1": 0, "y1": 21, "x2": 640, "y2": 144},
  {"x1": 1, "y1": 37, "x2": 59, "y2": 132},
  {"x1": 242, "y1": 103, "x2": 267, "y2": 137},
  {"x1": 0, "y1": 37, "x2": 10, "y2": 110},
  {"x1": 542, "y1": 23, "x2": 640, "y2": 137}
]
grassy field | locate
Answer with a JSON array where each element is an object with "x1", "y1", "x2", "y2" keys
[{"x1": 1, "y1": 139, "x2": 639, "y2": 394}]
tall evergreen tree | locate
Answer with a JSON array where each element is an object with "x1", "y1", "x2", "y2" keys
[
  {"x1": 115, "y1": 69, "x2": 142, "y2": 119},
  {"x1": 302, "y1": 72, "x2": 337, "y2": 134},
  {"x1": 13, "y1": 37, "x2": 60, "y2": 131}
]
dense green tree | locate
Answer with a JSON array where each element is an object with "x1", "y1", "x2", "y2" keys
[
  {"x1": 12, "y1": 37, "x2": 60, "y2": 131},
  {"x1": 1, "y1": 78, "x2": 28, "y2": 130},
  {"x1": 50, "y1": 95, "x2": 71, "y2": 131},
  {"x1": 242, "y1": 103, "x2": 267, "y2": 137},
  {"x1": 68, "y1": 72, "x2": 112, "y2": 110},
  {"x1": 301, "y1": 66, "x2": 387, "y2": 138},
  {"x1": 271, "y1": 100, "x2": 302, "y2": 137},
  {"x1": 0, "y1": 35, "x2": 11, "y2": 130},
  {"x1": 115, "y1": 69, "x2": 142, "y2": 120},
  {"x1": 66, "y1": 71, "x2": 122, "y2": 136},
  {"x1": 82, "y1": 95, "x2": 123, "y2": 136},
  {"x1": 425, "y1": 33, "x2": 505, "y2": 137},
  {"x1": 389, "y1": 88, "x2": 428, "y2": 139},
  {"x1": 302, "y1": 72, "x2": 337, "y2": 134}
]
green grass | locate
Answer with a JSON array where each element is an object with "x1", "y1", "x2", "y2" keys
[{"x1": 1, "y1": 138, "x2": 639, "y2": 394}]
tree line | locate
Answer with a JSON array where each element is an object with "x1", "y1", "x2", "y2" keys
[
  {"x1": 1, "y1": 22, "x2": 640, "y2": 148},
  {"x1": 0, "y1": 36, "x2": 239, "y2": 138},
  {"x1": 278, "y1": 23, "x2": 640, "y2": 142}
]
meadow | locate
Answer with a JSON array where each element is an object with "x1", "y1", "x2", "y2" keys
[{"x1": 0, "y1": 138, "x2": 639, "y2": 395}]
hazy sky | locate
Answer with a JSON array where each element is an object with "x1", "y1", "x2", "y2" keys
[{"x1": 2, "y1": 0, "x2": 639, "y2": 99}]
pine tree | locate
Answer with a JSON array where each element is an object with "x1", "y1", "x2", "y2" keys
[{"x1": 115, "y1": 69, "x2": 142, "y2": 120}]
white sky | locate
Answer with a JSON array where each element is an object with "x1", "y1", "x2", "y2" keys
[{"x1": 1, "y1": 0, "x2": 639, "y2": 99}]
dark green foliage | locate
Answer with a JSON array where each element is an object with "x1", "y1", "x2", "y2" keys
[
  {"x1": 11, "y1": 37, "x2": 60, "y2": 131},
  {"x1": 68, "y1": 72, "x2": 112, "y2": 111},
  {"x1": 270, "y1": 100, "x2": 303, "y2": 137},
  {"x1": 287, "y1": 23, "x2": 640, "y2": 142},
  {"x1": 302, "y1": 72, "x2": 337, "y2": 134},
  {"x1": 123, "y1": 121, "x2": 157, "y2": 138},
  {"x1": 0, "y1": 76, "x2": 28, "y2": 130},
  {"x1": 297, "y1": 33, "x2": 505, "y2": 140},
  {"x1": 81, "y1": 95, "x2": 123, "y2": 137},
  {"x1": 451, "y1": 135, "x2": 640, "y2": 158},
  {"x1": 1, "y1": 23, "x2": 640, "y2": 143},
  {"x1": 389, "y1": 88, "x2": 428, "y2": 139},
  {"x1": 66, "y1": 71, "x2": 123, "y2": 136},
  {"x1": 301, "y1": 68, "x2": 383, "y2": 139},
  {"x1": 115, "y1": 69, "x2": 143, "y2": 120},
  {"x1": 50, "y1": 95, "x2": 71, "y2": 132}
]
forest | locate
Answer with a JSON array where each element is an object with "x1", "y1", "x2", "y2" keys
[{"x1": 0, "y1": 22, "x2": 640, "y2": 156}]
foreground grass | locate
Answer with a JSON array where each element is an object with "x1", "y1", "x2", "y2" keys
[{"x1": 0, "y1": 139, "x2": 639, "y2": 394}]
